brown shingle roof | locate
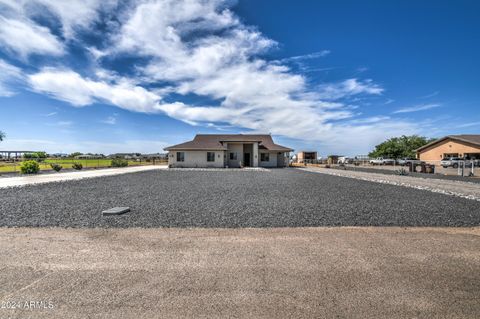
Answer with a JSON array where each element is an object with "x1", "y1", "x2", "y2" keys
[
  {"x1": 416, "y1": 134, "x2": 480, "y2": 152},
  {"x1": 164, "y1": 134, "x2": 293, "y2": 152}
]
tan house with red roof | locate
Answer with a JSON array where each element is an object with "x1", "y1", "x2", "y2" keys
[{"x1": 164, "y1": 134, "x2": 293, "y2": 168}]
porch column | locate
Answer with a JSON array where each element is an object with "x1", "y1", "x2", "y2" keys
[
  {"x1": 223, "y1": 143, "x2": 228, "y2": 167},
  {"x1": 253, "y1": 142, "x2": 259, "y2": 167}
]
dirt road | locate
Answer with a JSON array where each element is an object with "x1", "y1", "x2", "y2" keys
[{"x1": 1, "y1": 227, "x2": 479, "y2": 318}]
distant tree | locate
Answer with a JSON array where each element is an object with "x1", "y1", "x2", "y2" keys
[
  {"x1": 23, "y1": 152, "x2": 47, "y2": 160},
  {"x1": 368, "y1": 135, "x2": 435, "y2": 159},
  {"x1": 0, "y1": 130, "x2": 5, "y2": 141},
  {"x1": 69, "y1": 152, "x2": 83, "y2": 158},
  {"x1": 35, "y1": 151, "x2": 47, "y2": 158}
]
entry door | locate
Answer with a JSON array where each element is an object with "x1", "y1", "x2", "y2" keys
[{"x1": 244, "y1": 153, "x2": 251, "y2": 167}]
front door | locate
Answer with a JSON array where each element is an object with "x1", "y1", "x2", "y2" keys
[{"x1": 244, "y1": 153, "x2": 251, "y2": 167}]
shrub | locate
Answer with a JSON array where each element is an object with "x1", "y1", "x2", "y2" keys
[
  {"x1": 50, "y1": 163, "x2": 62, "y2": 172},
  {"x1": 20, "y1": 160, "x2": 40, "y2": 174},
  {"x1": 72, "y1": 162, "x2": 83, "y2": 170},
  {"x1": 111, "y1": 158, "x2": 128, "y2": 167}
]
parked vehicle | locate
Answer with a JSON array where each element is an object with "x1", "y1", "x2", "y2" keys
[
  {"x1": 440, "y1": 157, "x2": 472, "y2": 168},
  {"x1": 440, "y1": 157, "x2": 480, "y2": 168},
  {"x1": 396, "y1": 158, "x2": 421, "y2": 166},
  {"x1": 369, "y1": 157, "x2": 395, "y2": 165},
  {"x1": 338, "y1": 156, "x2": 353, "y2": 164}
]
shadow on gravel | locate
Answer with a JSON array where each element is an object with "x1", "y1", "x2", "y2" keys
[{"x1": 0, "y1": 169, "x2": 479, "y2": 228}]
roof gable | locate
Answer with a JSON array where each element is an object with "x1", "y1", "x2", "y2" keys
[{"x1": 164, "y1": 134, "x2": 293, "y2": 151}]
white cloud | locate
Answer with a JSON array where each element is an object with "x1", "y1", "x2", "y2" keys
[
  {"x1": 116, "y1": 0, "x2": 239, "y2": 58},
  {"x1": 419, "y1": 91, "x2": 439, "y2": 99},
  {"x1": 101, "y1": 115, "x2": 117, "y2": 125},
  {"x1": 393, "y1": 103, "x2": 441, "y2": 114},
  {"x1": 0, "y1": 0, "x2": 115, "y2": 38},
  {"x1": 28, "y1": 0, "x2": 115, "y2": 38},
  {"x1": 457, "y1": 121, "x2": 480, "y2": 128},
  {"x1": 28, "y1": 69, "x2": 160, "y2": 112},
  {"x1": 0, "y1": 59, "x2": 22, "y2": 96},
  {"x1": 44, "y1": 121, "x2": 73, "y2": 129},
  {"x1": 0, "y1": 16, "x2": 64, "y2": 57},
  {"x1": 317, "y1": 79, "x2": 384, "y2": 100},
  {"x1": 280, "y1": 50, "x2": 331, "y2": 63},
  {"x1": 55, "y1": 121, "x2": 72, "y2": 127}
]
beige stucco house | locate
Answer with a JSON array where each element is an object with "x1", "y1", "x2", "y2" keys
[
  {"x1": 296, "y1": 151, "x2": 318, "y2": 163},
  {"x1": 416, "y1": 134, "x2": 480, "y2": 161},
  {"x1": 164, "y1": 134, "x2": 293, "y2": 168}
]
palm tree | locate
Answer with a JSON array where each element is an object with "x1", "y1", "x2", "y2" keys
[{"x1": 0, "y1": 130, "x2": 5, "y2": 142}]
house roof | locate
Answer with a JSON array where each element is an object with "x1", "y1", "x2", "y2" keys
[
  {"x1": 416, "y1": 134, "x2": 480, "y2": 152},
  {"x1": 164, "y1": 134, "x2": 293, "y2": 152}
]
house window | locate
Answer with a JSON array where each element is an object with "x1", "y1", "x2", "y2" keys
[
  {"x1": 229, "y1": 152, "x2": 237, "y2": 160},
  {"x1": 207, "y1": 152, "x2": 215, "y2": 162},
  {"x1": 261, "y1": 153, "x2": 269, "y2": 162},
  {"x1": 176, "y1": 152, "x2": 185, "y2": 162}
]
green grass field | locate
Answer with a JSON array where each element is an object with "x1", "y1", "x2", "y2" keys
[{"x1": 0, "y1": 158, "x2": 166, "y2": 173}]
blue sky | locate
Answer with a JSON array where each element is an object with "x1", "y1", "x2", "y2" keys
[{"x1": 0, "y1": 0, "x2": 479, "y2": 155}]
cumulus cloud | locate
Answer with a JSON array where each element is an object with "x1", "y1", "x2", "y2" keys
[
  {"x1": 0, "y1": 0, "x2": 115, "y2": 37},
  {"x1": 0, "y1": 16, "x2": 64, "y2": 57},
  {"x1": 116, "y1": 0, "x2": 239, "y2": 57},
  {"x1": 28, "y1": 69, "x2": 160, "y2": 112}
]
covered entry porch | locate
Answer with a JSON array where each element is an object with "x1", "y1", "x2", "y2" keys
[{"x1": 224, "y1": 142, "x2": 289, "y2": 168}]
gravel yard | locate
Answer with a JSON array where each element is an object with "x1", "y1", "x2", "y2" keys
[
  {"x1": 300, "y1": 166, "x2": 480, "y2": 201},
  {"x1": 0, "y1": 168, "x2": 479, "y2": 227},
  {"x1": 328, "y1": 165, "x2": 480, "y2": 184}
]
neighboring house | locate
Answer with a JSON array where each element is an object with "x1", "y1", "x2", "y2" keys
[
  {"x1": 51, "y1": 153, "x2": 69, "y2": 158},
  {"x1": 108, "y1": 153, "x2": 141, "y2": 159},
  {"x1": 296, "y1": 151, "x2": 317, "y2": 163},
  {"x1": 164, "y1": 134, "x2": 293, "y2": 168},
  {"x1": 416, "y1": 134, "x2": 480, "y2": 161}
]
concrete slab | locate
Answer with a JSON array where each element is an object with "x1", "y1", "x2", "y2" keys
[
  {"x1": 0, "y1": 227, "x2": 479, "y2": 318},
  {"x1": 0, "y1": 165, "x2": 167, "y2": 188}
]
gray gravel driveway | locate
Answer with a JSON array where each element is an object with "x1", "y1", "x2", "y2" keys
[{"x1": 0, "y1": 168, "x2": 479, "y2": 227}]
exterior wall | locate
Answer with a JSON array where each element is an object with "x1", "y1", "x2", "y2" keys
[
  {"x1": 168, "y1": 151, "x2": 225, "y2": 168},
  {"x1": 417, "y1": 139, "x2": 480, "y2": 161},
  {"x1": 259, "y1": 151, "x2": 278, "y2": 167},
  {"x1": 166, "y1": 144, "x2": 290, "y2": 168},
  {"x1": 227, "y1": 143, "x2": 243, "y2": 168}
]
